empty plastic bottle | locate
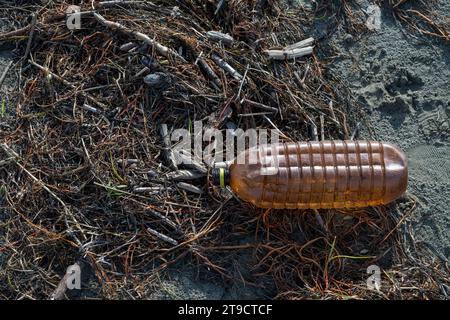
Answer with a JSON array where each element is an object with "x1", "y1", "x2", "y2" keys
[{"x1": 211, "y1": 141, "x2": 408, "y2": 209}]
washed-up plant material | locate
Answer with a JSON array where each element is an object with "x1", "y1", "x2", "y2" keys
[
  {"x1": 265, "y1": 37, "x2": 315, "y2": 60},
  {"x1": 0, "y1": 0, "x2": 448, "y2": 300}
]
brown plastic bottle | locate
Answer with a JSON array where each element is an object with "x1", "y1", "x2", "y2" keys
[{"x1": 212, "y1": 141, "x2": 408, "y2": 209}]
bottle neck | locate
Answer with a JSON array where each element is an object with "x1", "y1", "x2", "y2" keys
[{"x1": 211, "y1": 167, "x2": 230, "y2": 188}]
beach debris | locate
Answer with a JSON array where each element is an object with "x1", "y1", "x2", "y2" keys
[
  {"x1": 1, "y1": 0, "x2": 439, "y2": 301},
  {"x1": 133, "y1": 186, "x2": 168, "y2": 194},
  {"x1": 93, "y1": 12, "x2": 186, "y2": 62},
  {"x1": 119, "y1": 41, "x2": 138, "y2": 52},
  {"x1": 146, "y1": 210, "x2": 178, "y2": 229},
  {"x1": 147, "y1": 227, "x2": 178, "y2": 246},
  {"x1": 206, "y1": 31, "x2": 234, "y2": 46},
  {"x1": 211, "y1": 53, "x2": 243, "y2": 81},
  {"x1": 166, "y1": 170, "x2": 205, "y2": 181},
  {"x1": 177, "y1": 182, "x2": 203, "y2": 194},
  {"x1": 265, "y1": 37, "x2": 314, "y2": 60},
  {"x1": 196, "y1": 57, "x2": 222, "y2": 90}
]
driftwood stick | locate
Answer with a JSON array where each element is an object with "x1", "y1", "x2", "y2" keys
[
  {"x1": 243, "y1": 99, "x2": 278, "y2": 113},
  {"x1": 284, "y1": 37, "x2": 314, "y2": 50},
  {"x1": 211, "y1": 53, "x2": 243, "y2": 81},
  {"x1": 197, "y1": 58, "x2": 222, "y2": 90},
  {"x1": 147, "y1": 227, "x2": 178, "y2": 246},
  {"x1": 266, "y1": 37, "x2": 315, "y2": 60},
  {"x1": 265, "y1": 46, "x2": 314, "y2": 60},
  {"x1": 206, "y1": 31, "x2": 234, "y2": 45},
  {"x1": 0, "y1": 24, "x2": 32, "y2": 41},
  {"x1": 93, "y1": 12, "x2": 186, "y2": 63}
]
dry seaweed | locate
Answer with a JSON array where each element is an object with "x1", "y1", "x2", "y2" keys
[{"x1": 0, "y1": 0, "x2": 448, "y2": 300}]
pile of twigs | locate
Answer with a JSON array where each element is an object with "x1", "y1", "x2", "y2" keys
[{"x1": 0, "y1": 0, "x2": 448, "y2": 300}]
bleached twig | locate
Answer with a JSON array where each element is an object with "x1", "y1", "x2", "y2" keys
[
  {"x1": 177, "y1": 182, "x2": 203, "y2": 194},
  {"x1": 166, "y1": 170, "x2": 205, "y2": 180},
  {"x1": 265, "y1": 47, "x2": 314, "y2": 60},
  {"x1": 265, "y1": 37, "x2": 314, "y2": 60},
  {"x1": 243, "y1": 99, "x2": 278, "y2": 113},
  {"x1": 119, "y1": 42, "x2": 138, "y2": 52},
  {"x1": 206, "y1": 31, "x2": 234, "y2": 45},
  {"x1": 197, "y1": 58, "x2": 222, "y2": 90},
  {"x1": 93, "y1": 12, "x2": 186, "y2": 63},
  {"x1": 211, "y1": 53, "x2": 243, "y2": 81},
  {"x1": 147, "y1": 227, "x2": 178, "y2": 246},
  {"x1": 284, "y1": 37, "x2": 314, "y2": 50}
]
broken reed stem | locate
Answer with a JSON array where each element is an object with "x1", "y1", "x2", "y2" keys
[
  {"x1": 93, "y1": 12, "x2": 187, "y2": 63},
  {"x1": 265, "y1": 47, "x2": 314, "y2": 60},
  {"x1": 206, "y1": 31, "x2": 234, "y2": 46},
  {"x1": 0, "y1": 24, "x2": 32, "y2": 41},
  {"x1": 266, "y1": 37, "x2": 314, "y2": 60},
  {"x1": 197, "y1": 58, "x2": 222, "y2": 90},
  {"x1": 211, "y1": 53, "x2": 243, "y2": 81},
  {"x1": 147, "y1": 227, "x2": 178, "y2": 246}
]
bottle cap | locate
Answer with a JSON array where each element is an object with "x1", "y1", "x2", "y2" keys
[{"x1": 211, "y1": 167, "x2": 230, "y2": 187}]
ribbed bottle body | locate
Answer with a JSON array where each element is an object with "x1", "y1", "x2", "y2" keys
[{"x1": 229, "y1": 141, "x2": 408, "y2": 209}]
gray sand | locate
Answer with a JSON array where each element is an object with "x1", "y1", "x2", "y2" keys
[{"x1": 329, "y1": 1, "x2": 450, "y2": 260}]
